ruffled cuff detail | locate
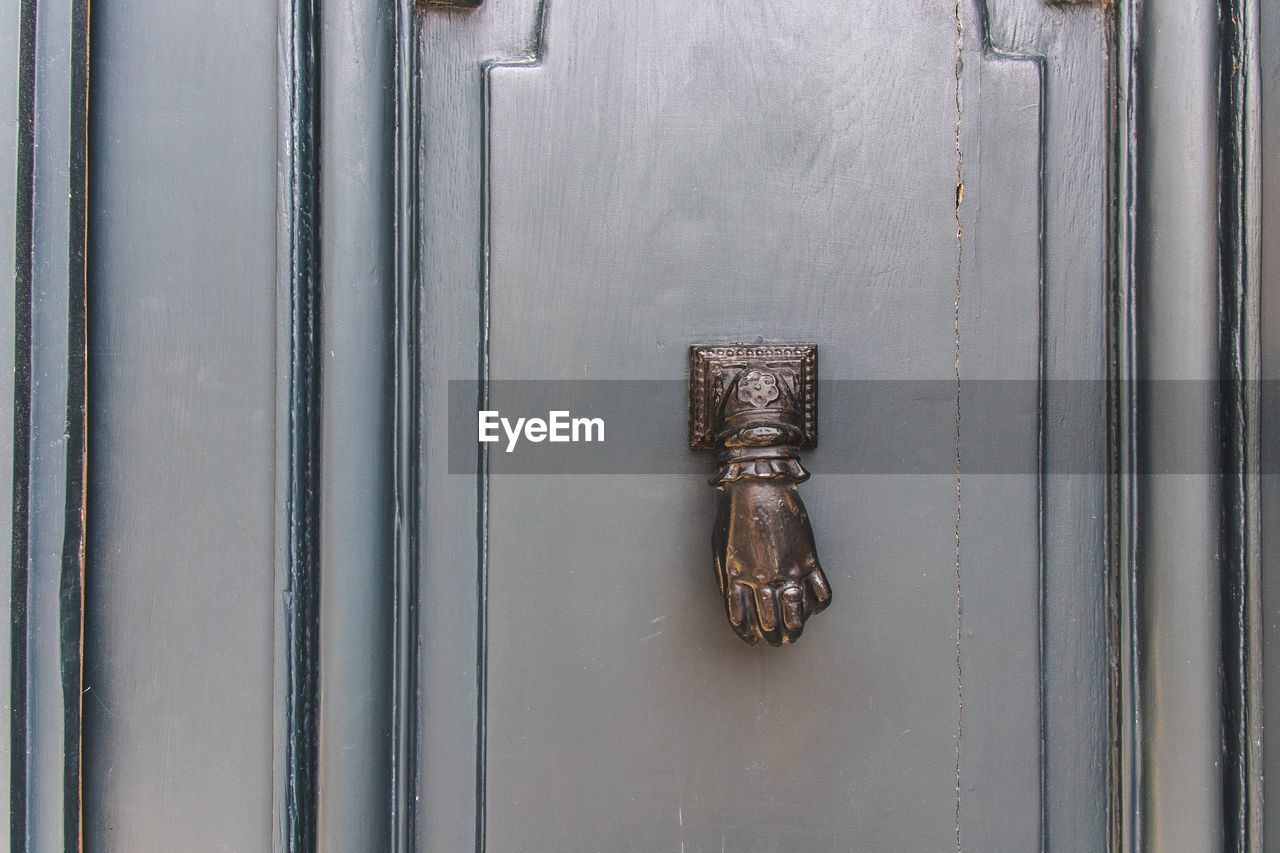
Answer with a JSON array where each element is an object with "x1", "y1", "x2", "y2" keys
[{"x1": 710, "y1": 455, "x2": 810, "y2": 486}]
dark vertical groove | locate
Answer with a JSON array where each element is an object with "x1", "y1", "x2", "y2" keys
[
  {"x1": 1103, "y1": 8, "x2": 1125, "y2": 852},
  {"x1": 475, "y1": 62, "x2": 491, "y2": 853},
  {"x1": 60, "y1": 0, "x2": 90, "y2": 845},
  {"x1": 1033, "y1": 58, "x2": 1049, "y2": 853},
  {"x1": 1216, "y1": 0, "x2": 1261, "y2": 848},
  {"x1": 284, "y1": 0, "x2": 322, "y2": 847},
  {"x1": 9, "y1": 0, "x2": 37, "y2": 846},
  {"x1": 391, "y1": 2, "x2": 422, "y2": 848}
]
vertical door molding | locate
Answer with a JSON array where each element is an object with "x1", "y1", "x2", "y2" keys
[
  {"x1": 305, "y1": 0, "x2": 430, "y2": 849},
  {"x1": 1111, "y1": 0, "x2": 1264, "y2": 850},
  {"x1": 5, "y1": 0, "x2": 90, "y2": 846},
  {"x1": 392, "y1": 1, "x2": 425, "y2": 848},
  {"x1": 312, "y1": 0, "x2": 397, "y2": 846},
  {"x1": 274, "y1": 0, "x2": 427, "y2": 846},
  {"x1": 274, "y1": 0, "x2": 323, "y2": 847},
  {"x1": 1216, "y1": 0, "x2": 1264, "y2": 849}
]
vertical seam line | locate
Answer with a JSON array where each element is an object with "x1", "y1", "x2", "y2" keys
[{"x1": 953, "y1": 1, "x2": 966, "y2": 850}]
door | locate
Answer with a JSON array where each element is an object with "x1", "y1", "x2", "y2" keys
[
  {"x1": 0, "y1": 0, "x2": 1266, "y2": 849},
  {"x1": 414, "y1": 1, "x2": 1107, "y2": 850}
]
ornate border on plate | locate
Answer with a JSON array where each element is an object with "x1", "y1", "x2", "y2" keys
[{"x1": 688, "y1": 343, "x2": 818, "y2": 450}]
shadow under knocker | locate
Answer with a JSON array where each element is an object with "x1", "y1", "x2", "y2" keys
[{"x1": 690, "y1": 344, "x2": 832, "y2": 646}]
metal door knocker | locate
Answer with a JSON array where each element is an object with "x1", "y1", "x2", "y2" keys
[{"x1": 689, "y1": 344, "x2": 832, "y2": 646}]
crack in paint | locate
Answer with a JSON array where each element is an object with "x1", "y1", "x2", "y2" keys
[{"x1": 952, "y1": 0, "x2": 965, "y2": 851}]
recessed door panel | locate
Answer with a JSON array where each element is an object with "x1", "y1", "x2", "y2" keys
[{"x1": 418, "y1": 1, "x2": 1105, "y2": 850}]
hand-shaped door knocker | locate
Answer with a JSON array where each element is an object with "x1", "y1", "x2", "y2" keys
[{"x1": 689, "y1": 344, "x2": 832, "y2": 646}]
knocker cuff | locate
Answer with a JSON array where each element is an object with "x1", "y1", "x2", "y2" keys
[{"x1": 710, "y1": 452, "x2": 810, "y2": 487}]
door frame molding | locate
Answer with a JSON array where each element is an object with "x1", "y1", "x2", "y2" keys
[
  {"x1": 274, "y1": 0, "x2": 323, "y2": 847},
  {"x1": 5, "y1": 0, "x2": 90, "y2": 847},
  {"x1": 1109, "y1": 0, "x2": 1264, "y2": 849},
  {"x1": 271, "y1": 0, "x2": 424, "y2": 848}
]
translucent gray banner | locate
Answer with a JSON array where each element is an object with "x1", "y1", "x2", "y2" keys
[{"x1": 446, "y1": 380, "x2": 1256, "y2": 475}]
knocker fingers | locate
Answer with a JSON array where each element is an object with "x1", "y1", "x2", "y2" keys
[
  {"x1": 780, "y1": 585, "x2": 806, "y2": 636},
  {"x1": 726, "y1": 580, "x2": 760, "y2": 645},
  {"x1": 805, "y1": 565, "x2": 833, "y2": 614},
  {"x1": 726, "y1": 579, "x2": 815, "y2": 645},
  {"x1": 755, "y1": 584, "x2": 781, "y2": 645},
  {"x1": 756, "y1": 583, "x2": 816, "y2": 645}
]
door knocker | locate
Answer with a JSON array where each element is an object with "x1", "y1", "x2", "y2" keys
[{"x1": 689, "y1": 344, "x2": 832, "y2": 646}]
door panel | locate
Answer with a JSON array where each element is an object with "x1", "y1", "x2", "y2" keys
[
  {"x1": 83, "y1": 0, "x2": 279, "y2": 846},
  {"x1": 418, "y1": 1, "x2": 1104, "y2": 850}
]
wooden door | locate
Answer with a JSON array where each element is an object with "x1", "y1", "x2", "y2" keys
[
  {"x1": 0, "y1": 0, "x2": 1266, "y2": 850},
  {"x1": 414, "y1": 1, "x2": 1105, "y2": 850}
]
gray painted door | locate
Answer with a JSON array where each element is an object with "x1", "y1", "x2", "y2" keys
[
  {"x1": 22, "y1": 0, "x2": 1254, "y2": 849},
  {"x1": 415, "y1": 2, "x2": 1108, "y2": 851}
]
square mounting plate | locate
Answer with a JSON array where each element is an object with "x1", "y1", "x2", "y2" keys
[{"x1": 688, "y1": 343, "x2": 818, "y2": 450}]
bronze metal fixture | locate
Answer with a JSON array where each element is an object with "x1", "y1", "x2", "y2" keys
[{"x1": 689, "y1": 344, "x2": 832, "y2": 646}]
